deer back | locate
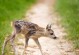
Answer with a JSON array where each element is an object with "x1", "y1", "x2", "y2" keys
[{"x1": 12, "y1": 20, "x2": 44, "y2": 35}]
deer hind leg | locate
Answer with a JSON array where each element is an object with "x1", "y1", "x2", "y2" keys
[
  {"x1": 2, "y1": 35, "x2": 11, "y2": 55},
  {"x1": 2, "y1": 31, "x2": 16, "y2": 55},
  {"x1": 33, "y1": 38, "x2": 43, "y2": 55},
  {"x1": 10, "y1": 34, "x2": 17, "y2": 55}
]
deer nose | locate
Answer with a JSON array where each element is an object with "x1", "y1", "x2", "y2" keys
[
  {"x1": 53, "y1": 35, "x2": 57, "y2": 39},
  {"x1": 53, "y1": 37, "x2": 57, "y2": 39}
]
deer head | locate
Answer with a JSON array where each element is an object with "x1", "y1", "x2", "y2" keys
[{"x1": 46, "y1": 24, "x2": 57, "y2": 39}]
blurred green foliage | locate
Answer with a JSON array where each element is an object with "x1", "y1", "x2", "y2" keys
[{"x1": 56, "y1": 0, "x2": 79, "y2": 49}]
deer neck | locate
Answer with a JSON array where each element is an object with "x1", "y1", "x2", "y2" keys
[{"x1": 42, "y1": 29, "x2": 48, "y2": 37}]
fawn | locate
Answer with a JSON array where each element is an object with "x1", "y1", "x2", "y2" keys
[{"x1": 2, "y1": 20, "x2": 57, "y2": 55}]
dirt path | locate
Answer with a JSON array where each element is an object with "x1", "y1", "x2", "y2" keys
[{"x1": 15, "y1": 0, "x2": 76, "y2": 55}]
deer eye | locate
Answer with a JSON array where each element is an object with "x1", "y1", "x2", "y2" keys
[{"x1": 50, "y1": 33, "x2": 53, "y2": 35}]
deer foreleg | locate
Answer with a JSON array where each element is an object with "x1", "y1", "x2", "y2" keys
[
  {"x1": 23, "y1": 35, "x2": 30, "y2": 55},
  {"x1": 33, "y1": 38, "x2": 43, "y2": 55}
]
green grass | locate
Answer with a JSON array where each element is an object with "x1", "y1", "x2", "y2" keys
[
  {"x1": 0, "y1": 0, "x2": 36, "y2": 55},
  {"x1": 55, "y1": 0, "x2": 79, "y2": 49}
]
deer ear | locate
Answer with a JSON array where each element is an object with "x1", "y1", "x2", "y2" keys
[
  {"x1": 49, "y1": 24, "x2": 51, "y2": 28},
  {"x1": 46, "y1": 24, "x2": 49, "y2": 29},
  {"x1": 46, "y1": 24, "x2": 51, "y2": 29}
]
